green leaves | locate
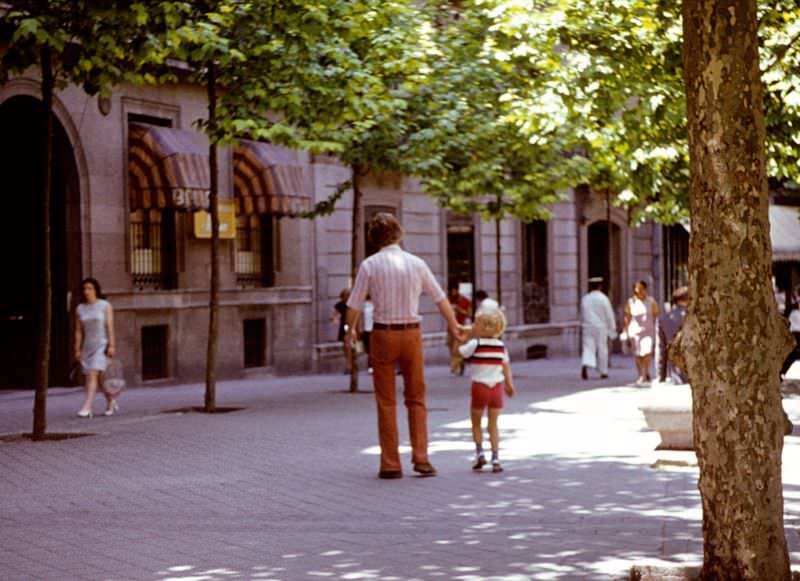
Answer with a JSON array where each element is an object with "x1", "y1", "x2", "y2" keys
[
  {"x1": 6, "y1": 0, "x2": 798, "y2": 223},
  {"x1": 1, "y1": 1, "x2": 182, "y2": 96}
]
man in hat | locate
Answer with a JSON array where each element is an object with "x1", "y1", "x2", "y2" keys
[
  {"x1": 658, "y1": 286, "x2": 689, "y2": 384},
  {"x1": 580, "y1": 277, "x2": 617, "y2": 379}
]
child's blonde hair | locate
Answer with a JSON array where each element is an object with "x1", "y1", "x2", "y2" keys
[{"x1": 475, "y1": 304, "x2": 507, "y2": 338}]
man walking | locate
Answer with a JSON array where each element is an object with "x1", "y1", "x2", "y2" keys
[
  {"x1": 658, "y1": 286, "x2": 689, "y2": 384},
  {"x1": 346, "y1": 213, "x2": 464, "y2": 479},
  {"x1": 580, "y1": 277, "x2": 617, "y2": 380}
]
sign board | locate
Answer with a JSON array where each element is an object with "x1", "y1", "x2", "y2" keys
[
  {"x1": 173, "y1": 188, "x2": 211, "y2": 210},
  {"x1": 194, "y1": 200, "x2": 236, "y2": 239}
]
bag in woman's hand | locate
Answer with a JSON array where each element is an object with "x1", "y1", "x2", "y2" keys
[
  {"x1": 69, "y1": 363, "x2": 83, "y2": 386},
  {"x1": 103, "y1": 359, "x2": 126, "y2": 396}
]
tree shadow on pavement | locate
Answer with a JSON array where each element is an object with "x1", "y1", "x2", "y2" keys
[{"x1": 141, "y1": 385, "x2": 709, "y2": 581}]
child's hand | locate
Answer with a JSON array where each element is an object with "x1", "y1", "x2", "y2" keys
[{"x1": 504, "y1": 383, "x2": 515, "y2": 397}]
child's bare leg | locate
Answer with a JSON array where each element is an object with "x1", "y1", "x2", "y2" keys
[
  {"x1": 488, "y1": 408, "x2": 504, "y2": 471},
  {"x1": 471, "y1": 408, "x2": 487, "y2": 469},
  {"x1": 488, "y1": 408, "x2": 501, "y2": 452},
  {"x1": 471, "y1": 408, "x2": 484, "y2": 448}
]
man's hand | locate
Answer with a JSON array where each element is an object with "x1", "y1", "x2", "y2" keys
[
  {"x1": 504, "y1": 383, "x2": 515, "y2": 397},
  {"x1": 451, "y1": 323, "x2": 469, "y2": 343},
  {"x1": 346, "y1": 325, "x2": 359, "y2": 348}
]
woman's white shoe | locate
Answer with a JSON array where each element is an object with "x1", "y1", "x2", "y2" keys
[
  {"x1": 104, "y1": 400, "x2": 119, "y2": 416},
  {"x1": 76, "y1": 409, "x2": 92, "y2": 418}
]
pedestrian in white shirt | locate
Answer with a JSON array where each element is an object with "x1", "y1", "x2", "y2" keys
[
  {"x1": 362, "y1": 296, "x2": 374, "y2": 374},
  {"x1": 781, "y1": 301, "x2": 800, "y2": 379},
  {"x1": 580, "y1": 277, "x2": 617, "y2": 380}
]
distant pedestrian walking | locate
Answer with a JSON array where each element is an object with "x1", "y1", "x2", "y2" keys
[
  {"x1": 781, "y1": 301, "x2": 800, "y2": 379},
  {"x1": 658, "y1": 286, "x2": 689, "y2": 384},
  {"x1": 473, "y1": 289, "x2": 489, "y2": 313},
  {"x1": 622, "y1": 280, "x2": 658, "y2": 385},
  {"x1": 580, "y1": 277, "x2": 617, "y2": 380},
  {"x1": 331, "y1": 288, "x2": 352, "y2": 374},
  {"x1": 459, "y1": 303, "x2": 515, "y2": 473},
  {"x1": 362, "y1": 295, "x2": 374, "y2": 374},
  {"x1": 447, "y1": 285, "x2": 471, "y2": 376},
  {"x1": 74, "y1": 278, "x2": 118, "y2": 418},
  {"x1": 346, "y1": 213, "x2": 465, "y2": 479}
]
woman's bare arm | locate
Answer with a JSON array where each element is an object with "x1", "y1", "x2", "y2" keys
[
  {"x1": 106, "y1": 302, "x2": 115, "y2": 357},
  {"x1": 73, "y1": 309, "x2": 82, "y2": 362}
]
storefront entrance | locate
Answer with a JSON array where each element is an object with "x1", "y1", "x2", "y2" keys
[{"x1": 0, "y1": 95, "x2": 81, "y2": 388}]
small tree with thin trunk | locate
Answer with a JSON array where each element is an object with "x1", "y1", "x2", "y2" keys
[
  {"x1": 406, "y1": 2, "x2": 591, "y2": 306},
  {"x1": 0, "y1": 1, "x2": 173, "y2": 439},
  {"x1": 296, "y1": 1, "x2": 436, "y2": 392},
  {"x1": 155, "y1": 0, "x2": 426, "y2": 400}
]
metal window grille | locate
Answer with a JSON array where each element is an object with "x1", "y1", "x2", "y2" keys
[
  {"x1": 663, "y1": 224, "x2": 689, "y2": 300},
  {"x1": 235, "y1": 214, "x2": 262, "y2": 286},
  {"x1": 235, "y1": 214, "x2": 275, "y2": 287},
  {"x1": 130, "y1": 209, "x2": 163, "y2": 289},
  {"x1": 522, "y1": 221, "x2": 550, "y2": 324}
]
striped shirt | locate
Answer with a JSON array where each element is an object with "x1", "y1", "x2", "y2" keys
[
  {"x1": 347, "y1": 244, "x2": 446, "y2": 324},
  {"x1": 459, "y1": 338, "x2": 508, "y2": 385}
]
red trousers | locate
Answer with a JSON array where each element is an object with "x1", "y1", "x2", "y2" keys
[{"x1": 371, "y1": 328, "x2": 429, "y2": 472}]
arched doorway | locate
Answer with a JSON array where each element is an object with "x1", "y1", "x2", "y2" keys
[
  {"x1": 588, "y1": 220, "x2": 622, "y2": 309},
  {"x1": 0, "y1": 95, "x2": 82, "y2": 388}
]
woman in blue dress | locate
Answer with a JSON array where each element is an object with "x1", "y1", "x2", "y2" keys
[{"x1": 74, "y1": 278, "x2": 117, "y2": 417}]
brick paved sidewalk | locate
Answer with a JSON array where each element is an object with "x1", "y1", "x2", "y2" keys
[{"x1": 1, "y1": 356, "x2": 799, "y2": 581}]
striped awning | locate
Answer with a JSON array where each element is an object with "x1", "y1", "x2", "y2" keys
[
  {"x1": 233, "y1": 140, "x2": 311, "y2": 217},
  {"x1": 770, "y1": 204, "x2": 800, "y2": 262},
  {"x1": 128, "y1": 123, "x2": 211, "y2": 211}
]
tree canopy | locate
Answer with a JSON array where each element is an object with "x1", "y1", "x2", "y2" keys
[{"x1": 410, "y1": 0, "x2": 800, "y2": 225}]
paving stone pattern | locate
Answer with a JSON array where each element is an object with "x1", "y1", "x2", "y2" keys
[{"x1": 2, "y1": 357, "x2": 800, "y2": 581}]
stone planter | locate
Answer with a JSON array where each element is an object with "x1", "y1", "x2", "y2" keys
[{"x1": 640, "y1": 383, "x2": 694, "y2": 450}]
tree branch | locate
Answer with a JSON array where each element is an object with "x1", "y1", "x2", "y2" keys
[{"x1": 301, "y1": 179, "x2": 353, "y2": 219}]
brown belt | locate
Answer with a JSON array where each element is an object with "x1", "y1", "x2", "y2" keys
[{"x1": 374, "y1": 322, "x2": 420, "y2": 330}]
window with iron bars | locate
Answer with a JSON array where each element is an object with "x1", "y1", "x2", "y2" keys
[
  {"x1": 130, "y1": 209, "x2": 176, "y2": 290},
  {"x1": 522, "y1": 220, "x2": 550, "y2": 324},
  {"x1": 235, "y1": 214, "x2": 276, "y2": 287}
]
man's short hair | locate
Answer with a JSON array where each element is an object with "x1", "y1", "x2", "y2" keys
[{"x1": 367, "y1": 213, "x2": 403, "y2": 249}]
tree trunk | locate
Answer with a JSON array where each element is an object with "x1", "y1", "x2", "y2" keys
[
  {"x1": 32, "y1": 47, "x2": 54, "y2": 441},
  {"x1": 204, "y1": 62, "x2": 219, "y2": 413},
  {"x1": 349, "y1": 164, "x2": 362, "y2": 393},
  {"x1": 495, "y1": 214, "x2": 502, "y2": 306},
  {"x1": 680, "y1": 1, "x2": 793, "y2": 578}
]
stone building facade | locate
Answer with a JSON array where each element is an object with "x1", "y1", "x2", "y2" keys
[
  {"x1": 0, "y1": 76, "x2": 316, "y2": 388},
  {"x1": 311, "y1": 173, "x2": 664, "y2": 369},
  {"x1": 0, "y1": 72, "x2": 664, "y2": 388}
]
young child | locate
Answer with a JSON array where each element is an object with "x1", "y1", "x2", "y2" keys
[{"x1": 458, "y1": 302, "x2": 515, "y2": 472}]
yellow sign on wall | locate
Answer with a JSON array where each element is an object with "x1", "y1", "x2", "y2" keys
[{"x1": 194, "y1": 200, "x2": 236, "y2": 239}]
